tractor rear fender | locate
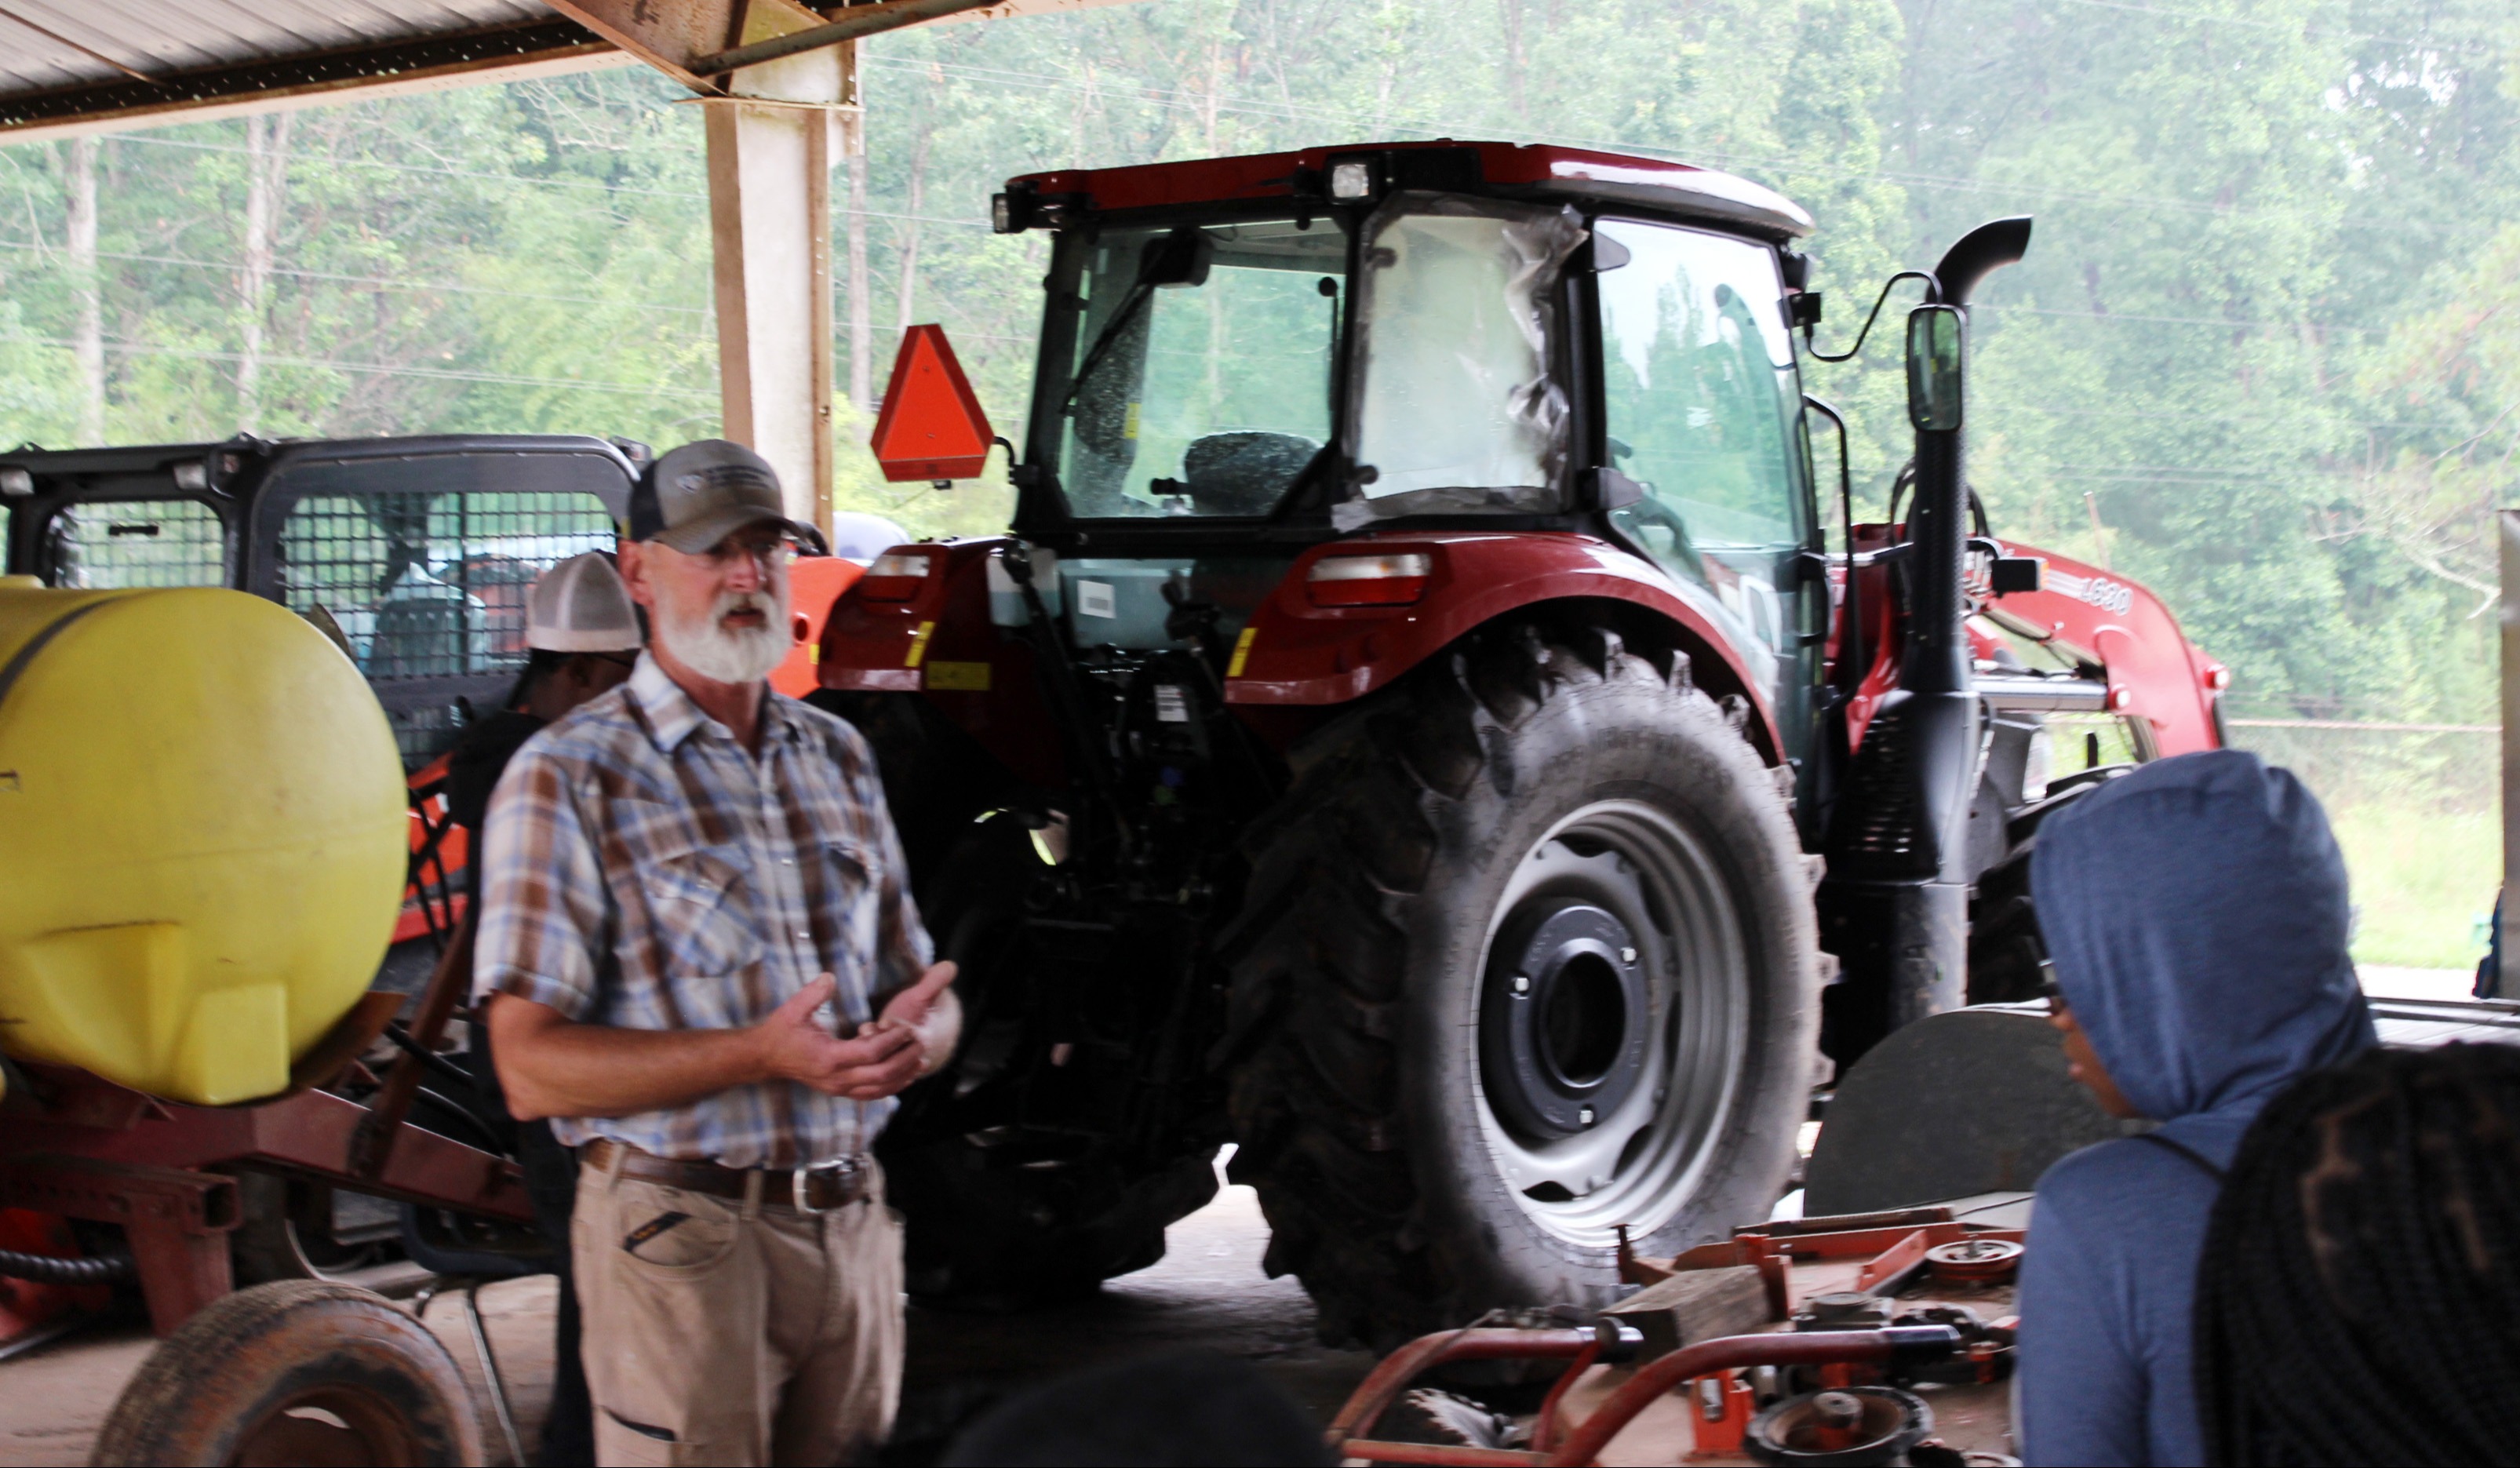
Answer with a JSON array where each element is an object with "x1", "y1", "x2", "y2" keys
[
  {"x1": 814, "y1": 531, "x2": 1783, "y2": 770},
  {"x1": 816, "y1": 537, "x2": 1067, "y2": 791},
  {"x1": 1227, "y1": 532, "x2": 1783, "y2": 763}
]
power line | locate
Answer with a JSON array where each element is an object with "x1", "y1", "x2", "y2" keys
[
  {"x1": 2016, "y1": 402, "x2": 2464, "y2": 433},
  {"x1": 0, "y1": 238, "x2": 716, "y2": 316},
  {"x1": 2056, "y1": 0, "x2": 2504, "y2": 56},
  {"x1": 2, "y1": 330, "x2": 717, "y2": 400},
  {"x1": 863, "y1": 53, "x2": 2286, "y2": 224},
  {"x1": 1976, "y1": 302, "x2": 2387, "y2": 337},
  {"x1": 78, "y1": 133, "x2": 995, "y2": 230}
]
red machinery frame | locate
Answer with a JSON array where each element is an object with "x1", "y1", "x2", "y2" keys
[
  {"x1": 0, "y1": 933, "x2": 533, "y2": 1338},
  {"x1": 1326, "y1": 1207, "x2": 2020, "y2": 1466}
]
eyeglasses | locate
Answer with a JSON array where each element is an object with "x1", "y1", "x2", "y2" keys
[{"x1": 691, "y1": 535, "x2": 800, "y2": 572}]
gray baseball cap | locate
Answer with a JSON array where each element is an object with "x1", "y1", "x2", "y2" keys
[
  {"x1": 630, "y1": 439, "x2": 814, "y2": 554},
  {"x1": 526, "y1": 552, "x2": 642, "y2": 653}
]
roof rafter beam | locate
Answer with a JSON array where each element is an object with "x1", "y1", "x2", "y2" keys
[{"x1": 692, "y1": 0, "x2": 1002, "y2": 75}]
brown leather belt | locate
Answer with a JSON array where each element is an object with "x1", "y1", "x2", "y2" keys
[{"x1": 583, "y1": 1138, "x2": 872, "y2": 1213}]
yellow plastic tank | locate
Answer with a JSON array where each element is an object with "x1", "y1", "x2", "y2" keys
[{"x1": 0, "y1": 582, "x2": 408, "y2": 1105}]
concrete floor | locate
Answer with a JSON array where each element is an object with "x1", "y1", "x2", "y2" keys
[
  {"x1": 0, "y1": 1171, "x2": 1375, "y2": 1466},
  {"x1": 2, "y1": 966, "x2": 2477, "y2": 1463}
]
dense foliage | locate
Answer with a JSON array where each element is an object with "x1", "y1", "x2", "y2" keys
[{"x1": 3, "y1": 0, "x2": 2516, "y2": 729}]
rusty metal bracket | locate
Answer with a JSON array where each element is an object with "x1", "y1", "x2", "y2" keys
[
  {"x1": 350, "y1": 909, "x2": 474, "y2": 1180},
  {"x1": 0, "y1": 1157, "x2": 238, "y2": 1337}
]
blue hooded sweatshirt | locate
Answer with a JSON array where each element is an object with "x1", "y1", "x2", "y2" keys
[{"x1": 2016, "y1": 750, "x2": 2375, "y2": 1466}]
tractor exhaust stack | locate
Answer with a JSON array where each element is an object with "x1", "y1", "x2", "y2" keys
[{"x1": 1819, "y1": 217, "x2": 2032, "y2": 1066}]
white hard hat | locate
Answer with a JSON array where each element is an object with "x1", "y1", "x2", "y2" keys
[
  {"x1": 526, "y1": 552, "x2": 642, "y2": 653},
  {"x1": 828, "y1": 511, "x2": 911, "y2": 563}
]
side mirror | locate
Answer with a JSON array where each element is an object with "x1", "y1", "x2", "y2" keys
[
  {"x1": 1906, "y1": 304, "x2": 1965, "y2": 432},
  {"x1": 869, "y1": 324, "x2": 994, "y2": 483}
]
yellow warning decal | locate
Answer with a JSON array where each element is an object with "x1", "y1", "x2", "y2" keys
[
  {"x1": 905, "y1": 621, "x2": 935, "y2": 668},
  {"x1": 1226, "y1": 625, "x2": 1258, "y2": 679},
  {"x1": 926, "y1": 660, "x2": 991, "y2": 692}
]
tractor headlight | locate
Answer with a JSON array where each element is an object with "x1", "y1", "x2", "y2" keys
[{"x1": 1328, "y1": 160, "x2": 1375, "y2": 201}]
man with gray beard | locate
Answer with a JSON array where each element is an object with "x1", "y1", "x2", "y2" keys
[{"x1": 474, "y1": 440, "x2": 960, "y2": 1466}]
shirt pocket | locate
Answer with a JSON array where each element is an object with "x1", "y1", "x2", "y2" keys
[
  {"x1": 815, "y1": 837, "x2": 883, "y2": 971},
  {"x1": 640, "y1": 840, "x2": 763, "y2": 985}
]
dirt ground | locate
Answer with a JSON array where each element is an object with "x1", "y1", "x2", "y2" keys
[{"x1": 0, "y1": 1172, "x2": 1374, "y2": 1466}]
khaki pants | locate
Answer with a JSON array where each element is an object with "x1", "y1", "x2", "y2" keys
[{"x1": 574, "y1": 1153, "x2": 905, "y2": 1466}]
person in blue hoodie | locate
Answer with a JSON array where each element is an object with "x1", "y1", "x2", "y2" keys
[{"x1": 2015, "y1": 749, "x2": 2377, "y2": 1467}]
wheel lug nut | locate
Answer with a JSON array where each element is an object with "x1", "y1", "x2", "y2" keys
[
  {"x1": 1579, "y1": 1106, "x2": 1595, "y2": 1126},
  {"x1": 1511, "y1": 974, "x2": 1531, "y2": 994},
  {"x1": 1619, "y1": 947, "x2": 1637, "y2": 963}
]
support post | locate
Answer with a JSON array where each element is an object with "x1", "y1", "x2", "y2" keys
[
  {"x1": 701, "y1": 10, "x2": 852, "y2": 542},
  {"x1": 2500, "y1": 510, "x2": 2519, "y2": 993}
]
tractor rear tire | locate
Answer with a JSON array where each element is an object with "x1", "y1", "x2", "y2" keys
[
  {"x1": 92, "y1": 1280, "x2": 482, "y2": 1467},
  {"x1": 1221, "y1": 614, "x2": 1818, "y2": 1350}
]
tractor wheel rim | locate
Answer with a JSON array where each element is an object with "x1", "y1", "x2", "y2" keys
[{"x1": 1472, "y1": 798, "x2": 1750, "y2": 1246}]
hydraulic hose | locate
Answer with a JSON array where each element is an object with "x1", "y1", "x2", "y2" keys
[{"x1": 0, "y1": 1247, "x2": 133, "y2": 1285}]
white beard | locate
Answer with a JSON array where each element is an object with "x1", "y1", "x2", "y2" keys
[{"x1": 657, "y1": 586, "x2": 790, "y2": 684}]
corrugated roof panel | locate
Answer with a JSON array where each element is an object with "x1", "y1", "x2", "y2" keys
[{"x1": 0, "y1": 0, "x2": 555, "y2": 97}]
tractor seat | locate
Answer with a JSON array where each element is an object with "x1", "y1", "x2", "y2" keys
[{"x1": 1182, "y1": 432, "x2": 1318, "y2": 515}]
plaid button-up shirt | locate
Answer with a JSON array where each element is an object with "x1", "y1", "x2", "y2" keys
[{"x1": 472, "y1": 654, "x2": 932, "y2": 1167}]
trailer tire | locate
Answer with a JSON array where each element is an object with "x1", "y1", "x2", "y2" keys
[
  {"x1": 1222, "y1": 613, "x2": 1818, "y2": 1350},
  {"x1": 91, "y1": 1280, "x2": 483, "y2": 1467}
]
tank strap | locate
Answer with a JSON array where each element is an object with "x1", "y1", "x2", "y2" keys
[
  {"x1": 2129, "y1": 1131, "x2": 2227, "y2": 1182},
  {"x1": 0, "y1": 599, "x2": 112, "y2": 716}
]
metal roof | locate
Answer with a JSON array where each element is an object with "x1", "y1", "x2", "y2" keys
[
  {"x1": 0, "y1": 2, "x2": 555, "y2": 94},
  {"x1": 0, "y1": 1, "x2": 1135, "y2": 141},
  {"x1": 0, "y1": 2, "x2": 609, "y2": 140}
]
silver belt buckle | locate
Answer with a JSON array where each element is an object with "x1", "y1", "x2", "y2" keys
[{"x1": 791, "y1": 1156, "x2": 861, "y2": 1215}]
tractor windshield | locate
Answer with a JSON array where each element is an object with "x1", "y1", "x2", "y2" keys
[{"x1": 1049, "y1": 217, "x2": 1345, "y2": 518}]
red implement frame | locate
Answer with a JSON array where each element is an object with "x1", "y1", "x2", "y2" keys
[
  {"x1": 0, "y1": 916, "x2": 533, "y2": 1337},
  {"x1": 1327, "y1": 1328, "x2": 1957, "y2": 1466}
]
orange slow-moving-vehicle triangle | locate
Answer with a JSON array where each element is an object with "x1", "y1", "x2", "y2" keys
[{"x1": 869, "y1": 324, "x2": 994, "y2": 482}]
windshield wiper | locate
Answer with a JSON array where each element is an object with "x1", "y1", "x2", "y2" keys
[{"x1": 1059, "y1": 228, "x2": 1211, "y2": 417}]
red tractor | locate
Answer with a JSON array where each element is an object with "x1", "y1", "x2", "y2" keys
[{"x1": 815, "y1": 140, "x2": 2227, "y2": 1348}]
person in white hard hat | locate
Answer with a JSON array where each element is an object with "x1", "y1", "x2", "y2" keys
[
  {"x1": 446, "y1": 550, "x2": 642, "y2": 1468},
  {"x1": 444, "y1": 552, "x2": 644, "y2": 834}
]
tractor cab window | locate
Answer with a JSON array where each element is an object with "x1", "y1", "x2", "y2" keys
[
  {"x1": 1055, "y1": 217, "x2": 1346, "y2": 519},
  {"x1": 46, "y1": 498, "x2": 228, "y2": 589},
  {"x1": 1594, "y1": 218, "x2": 1810, "y2": 717},
  {"x1": 1343, "y1": 195, "x2": 1585, "y2": 528}
]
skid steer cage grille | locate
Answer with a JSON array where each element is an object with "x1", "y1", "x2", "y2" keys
[
  {"x1": 274, "y1": 489, "x2": 617, "y2": 767},
  {"x1": 49, "y1": 499, "x2": 228, "y2": 590}
]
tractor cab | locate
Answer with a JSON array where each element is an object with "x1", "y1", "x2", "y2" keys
[{"x1": 996, "y1": 141, "x2": 1826, "y2": 772}]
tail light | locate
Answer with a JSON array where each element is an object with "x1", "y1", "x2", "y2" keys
[
  {"x1": 1306, "y1": 552, "x2": 1433, "y2": 607},
  {"x1": 2204, "y1": 666, "x2": 2230, "y2": 691},
  {"x1": 858, "y1": 550, "x2": 934, "y2": 602}
]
